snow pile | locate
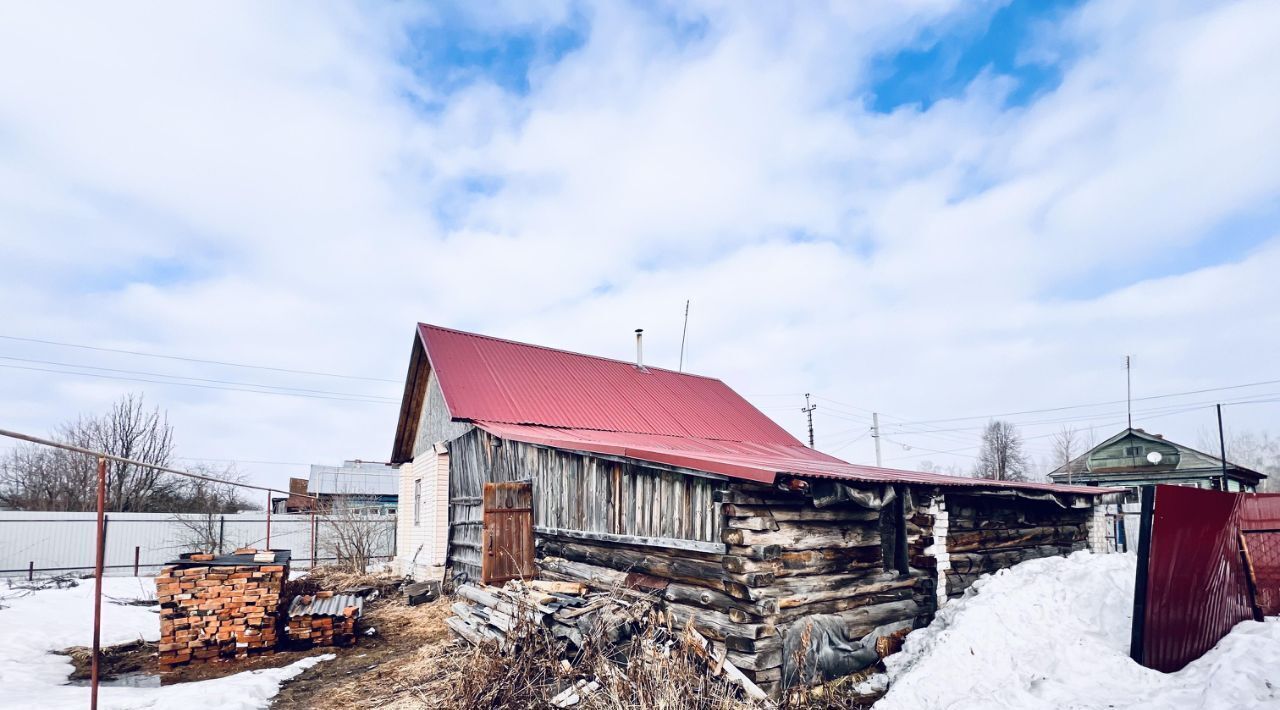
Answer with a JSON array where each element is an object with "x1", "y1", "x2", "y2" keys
[
  {"x1": 877, "y1": 551, "x2": 1280, "y2": 710},
  {"x1": 0, "y1": 576, "x2": 328, "y2": 709}
]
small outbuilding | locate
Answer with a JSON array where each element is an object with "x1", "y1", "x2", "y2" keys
[{"x1": 389, "y1": 324, "x2": 1118, "y2": 695}]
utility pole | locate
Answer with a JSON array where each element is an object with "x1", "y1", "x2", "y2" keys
[
  {"x1": 1217, "y1": 403, "x2": 1229, "y2": 488},
  {"x1": 801, "y1": 394, "x2": 817, "y2": 448},
  {"x1": 1126, "y1": 355, "x2": 1133, "y2": 429},
  {"x1": 872, "y1": 412, "x2": 882, "y2": 467}
]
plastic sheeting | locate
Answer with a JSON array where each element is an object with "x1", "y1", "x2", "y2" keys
[{"x1": 781, "y1": 615, "x2": 914, "y2": 687}]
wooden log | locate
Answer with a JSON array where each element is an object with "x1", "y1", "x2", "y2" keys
[
  {"x1": 722, "y1": 523, "x2": 879, "y2": 551},
  {"x1": 724, "y1": 544, "x2": 783, "y2": 560},
  {"x1": 728, "y1": 647, "x2": 783, "y2": 671},
  {"x1": 790, "y1": 599, "x2": 923, "y2": 640},
  {"x1": 722, "y1": 504, "x2": 880, "y2": 523},
  {"x1": 726, "y1": 516, "x2": 781, "y2": 532},
  {"x1": 947, "y1": 525, "x2": 1085, "y2": 553},
  {"x1": 665, "y1": 602, "x2": 775, "y2": 641},
  {"x1": 446, "y1": 616, "x2": 485, "y2": 645},
  {"x1": 539, "y1": 538, "x2": 727, "y2": 591},
  {"x1": 768, "y1": 574, "x2": 920, "y2": 612},
  {"x1": 682, "y1": 625, "x2": 772, "y2": 704},
  {"x1": 772, "y1": 587, "x2": 917, "y2": 623}
]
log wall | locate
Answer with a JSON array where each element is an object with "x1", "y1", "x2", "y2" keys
[
  {"x1": 942, "y1": 494, "x2": 1091, "y2": 598},
  {"x1": 538, "y1": 481, "x2": 941, "y2": 697}
]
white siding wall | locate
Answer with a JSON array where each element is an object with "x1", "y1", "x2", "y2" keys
[{"x1": 394, "y1": 448, "x2": 450, "y2": 581}]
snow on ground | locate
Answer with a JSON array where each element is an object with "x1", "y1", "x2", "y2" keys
[
  {"x1": 0, "y1": 576, "x2": 328, "y2": 709},
  {"x1": 877, "y1": 551, "x2": 1280, "y2": 710}
]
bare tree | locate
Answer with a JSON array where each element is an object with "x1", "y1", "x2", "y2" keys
[
  {"x1": 317, "y1": 497, "x2": 393, "y2": 572},
  {"x1": 1199, "y1": 428, "x2": 1280, "y2": 494},
  {"x1": 918, "y1": 459, "x2": 966, "y2": 477},
  {"x1": 0, "y1": 394, "x2": 250, "y2": 512},
  {"x1": 171, "y1": 464, "x2": 255, "y2": 553},
  {"x1": 1052, "y1": 426, "x2": 1081, "y2": 479},
  {"x1": 973, "y1": 420, "x2": 1029, "y2": 482}
]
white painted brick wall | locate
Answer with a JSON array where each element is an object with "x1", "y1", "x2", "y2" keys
[
  {"x1": 1086, "y1": 503, "x2": 1111, "y2": 553},
  {"x1": 924, "y1": 495, "x2": 950, "y2": 608}
]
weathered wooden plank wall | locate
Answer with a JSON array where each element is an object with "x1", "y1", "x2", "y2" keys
[
  {"x1": 447, "y1": 428, "x2": 725, "y2": 582},
  {"x1": 530, "y1": 446, "x2": 723, "y2": 547}
]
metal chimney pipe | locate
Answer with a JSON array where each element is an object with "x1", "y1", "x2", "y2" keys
[{"x1": 635, "y1": 329, "x2": 644, "y2": 369}]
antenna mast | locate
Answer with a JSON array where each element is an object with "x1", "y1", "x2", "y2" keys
[
  {"x1": 1126, "y1": 355, "x2": 1132, "y2": 429},
  {"x1": 679, "y1": 300, "x2": 690, "y2": 372},
  {"x1": 801, "y1": 394, "x2": 817, "y2": 448}
]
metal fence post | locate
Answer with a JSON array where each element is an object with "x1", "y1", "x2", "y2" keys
[
  {"x1": 310, "y1": 511, "x2": 318, "y2": 568},
  {"x1": 28, "y1": 561, "x2": 33, "y2": 581},
  {"x1": 91, "y1": 456, "x2": 107, "y2": 710},
  {"x1": 218, "y1": 515, "x2": 225, "y2": 554},
  {"x1": 133, "y1": 546, "x2": 140, "y2": 577},
  {"x1": 1129, "y1": 485, "x2": 1155, "y2": 665},
  {"x1": 265, "y1": 492, "x2": 272, "y2": 549}
]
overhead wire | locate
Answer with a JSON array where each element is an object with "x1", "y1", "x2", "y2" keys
[{"x1": 0, "y1": 333, "x2": 398, "y2": 382}]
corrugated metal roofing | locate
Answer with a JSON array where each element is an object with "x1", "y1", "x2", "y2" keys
[
  {"x1": 474, "y1": 421, "x2": 1118, "y2": 496},
  {"x1": 413, "y1": 324, "x2": 1115, "y2": 496},
  {"x1": 418, "y1": 324, "x2": 799, "y2": 444},
  {"x1": 308, "y1": 461, "x2": 399, "y2": 497},
  {"x1": 166, "y1": 549, "x2": 291, "y2": 568},
  {"x1": 287, "y1": 593, "x2": 364, "y2": 618}
]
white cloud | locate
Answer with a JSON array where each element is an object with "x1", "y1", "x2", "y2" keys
[{"x1": 1, "y1": 0, "x2": 1277, "y2": 487}]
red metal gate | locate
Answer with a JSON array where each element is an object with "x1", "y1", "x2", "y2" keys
[{"x1": 481, "y1": 481, "x2": 534, "y2": 585}]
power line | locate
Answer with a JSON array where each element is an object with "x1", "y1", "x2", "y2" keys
[
  {"x1": 0, "y1": 363, "x2": 398, "y2": 404},
  {"x1": 0, "y1": 334, "x2": 398, "y2": 383},
  {"x1": 882, "y1": 377, "x2": 1280, "y2": 427},
  {"x1": 0, "y1": 355, "x2": 399, "y2": 401},
  {"x1": 0, "y1": 427, "x2": 317, "y2": 498}
]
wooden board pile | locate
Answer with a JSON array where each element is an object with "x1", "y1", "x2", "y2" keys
[
  {"x1": 446, "y1": 579, "x2": 602, "y2": 649},
  {"x1": 284, "y1": 591, "x2": 363, "y2": 647},
  {"x1": 156, "y1": 548, "x2": 288, "y2": 667},
  {"x1": 447, "y1": 578, "x2": 769, "y2": 705}
]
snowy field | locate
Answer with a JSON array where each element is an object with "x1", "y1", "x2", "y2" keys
[
  {"x1": 2, "y1": 556, "x2": 1276, "y2": 709},
  {"x1": 0, "y1": 576, "x2": 327, "y2": 709},
  {"x1": 878, "y1": 552, "x2": 1280, "y2": 710}
]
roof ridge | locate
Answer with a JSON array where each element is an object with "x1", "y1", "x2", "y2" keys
[{"x1": 419, "y1": 323, "x2": 725, "y2": 383}]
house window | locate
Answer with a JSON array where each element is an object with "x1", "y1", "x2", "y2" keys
[
  {"x1": 1124, "y1": 445, "x2": 1144, "y2": 457},
  {"x1": 414, "y1": 479, "x2": 422, "y2": 526}
]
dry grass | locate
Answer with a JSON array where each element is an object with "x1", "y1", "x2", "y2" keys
[{"x1": 275, "y1": 583, "x2": 883, "y2": 710}]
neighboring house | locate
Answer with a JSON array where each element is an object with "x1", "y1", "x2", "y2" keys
[
  {"x1": 1049, "y1": 428, "x2": 1266, "y2": 501},
  {"x1": 272, "y1": 477, "x2": 318, "y2": 514},
  {"x1": 389, "y1": 323, "x2": 1118, "y2": 696},
  {"x1": 306, "y1": 461, "x2": 399, "y2": 515}
]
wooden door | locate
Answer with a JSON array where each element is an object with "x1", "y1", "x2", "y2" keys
[{"x1": 481, "y1": 481, "x2": 534, "y2": 585}]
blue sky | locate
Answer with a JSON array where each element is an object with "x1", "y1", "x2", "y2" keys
[{"x1": 1, "y1": 0, "x2": 1278, "y2": 488}]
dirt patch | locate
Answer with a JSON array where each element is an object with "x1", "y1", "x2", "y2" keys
[
  {"x1": 60, "y1": 638, "x2": 333, "y2": 686},
  {"x1": 270, "y1": 596, "x2": 452, "y2": 709}
]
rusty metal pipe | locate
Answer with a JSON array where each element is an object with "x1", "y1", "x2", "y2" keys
[{"x1": 91, "y1": 456, "x2": 106, "y2": 710}]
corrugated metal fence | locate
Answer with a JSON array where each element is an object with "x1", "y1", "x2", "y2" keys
[
  {"x1": 1131, "y1": 486, "x2": 1280, "y2": 672},
  {"x1": 0, "y1": 511, "x2": 396, "y2": 578}
]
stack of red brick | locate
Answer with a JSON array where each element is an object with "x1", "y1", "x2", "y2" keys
[
  {"x1": 285, "y1": 591, "x2": 363, "y2": 647},
  {"x1": 156, "y1": 549, "x2": 290, "y2": 667}
]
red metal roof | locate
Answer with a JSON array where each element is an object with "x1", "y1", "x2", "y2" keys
[
  {"x1": 472, "y1": 421, "x2": 1117, "y2": 496},
  {"x1": 415, "y1": 323, "x2": 1113, "y2": 496},
  {"x1": 418, "y1": 324, "x2": 799, "y2": 444}
]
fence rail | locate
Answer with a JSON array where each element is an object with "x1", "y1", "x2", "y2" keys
[{"x1": 0, "y1": 511, "x2": 396, "y2": 578}]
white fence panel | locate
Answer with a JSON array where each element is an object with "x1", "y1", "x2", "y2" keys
[{"x1": 0, "y1": 511, "x2": 396, "y2": 578}]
